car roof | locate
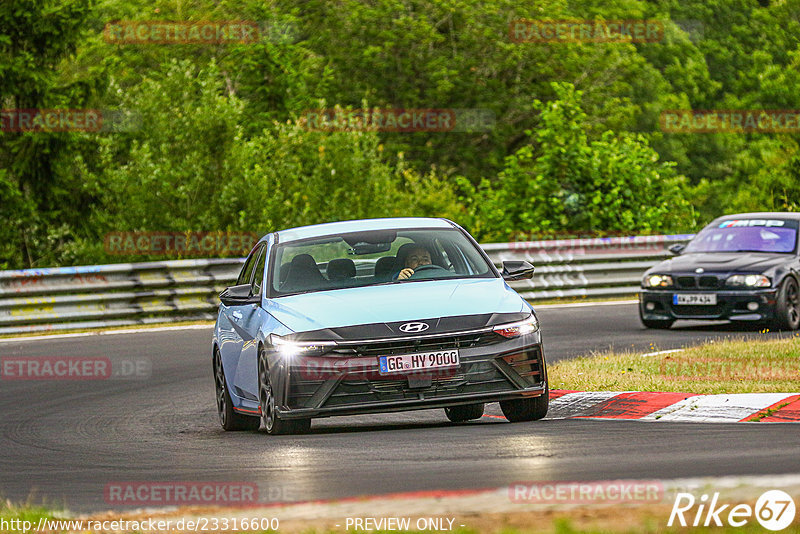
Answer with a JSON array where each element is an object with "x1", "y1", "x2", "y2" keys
[
  {"x1": 710, "y1": 212, "x2": 800, "y2": 222},
  {"x1": 274, "y1": 217, "x2": 456, "y2": 243}
]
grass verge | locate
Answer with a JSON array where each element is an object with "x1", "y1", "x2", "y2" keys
[
  {"x1": 530, "y1": 296, "x2": 637, "y2": 306},
  {"x1": 0, "y1": 499, "x2": 57, "y2": 531},
  {"x1": 0, "y1": 320, "x2": 214, "y2": 340},
  {"x1": 549, "y1": 335, "x2": 800, "y2": 394},
  {"x1": 0, "y1": 503, "x2": 797, "y2": 533}
]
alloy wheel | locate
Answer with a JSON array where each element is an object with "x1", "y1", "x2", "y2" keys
[
  {"x1": 259, "y1": 355, "x2": 275, "y2": 432},
  {"x1": 788, "y1": 279, "x2": 799, "y2": 326},
  {"x1": 214, "y1": 352, "x2": 227, "y2": 427}
]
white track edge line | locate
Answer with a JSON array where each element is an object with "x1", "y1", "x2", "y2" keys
[
  {"x1": 534, "y1": 299, "x2": 638, "y2": 309},
  {"x1": 0, "y1": 324, "x2": 214, "y2": 343}
]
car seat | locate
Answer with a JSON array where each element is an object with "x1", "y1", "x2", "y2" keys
[
  {"x1": 374, "y1": 256, "x2": 396, "y2": 281},
  {"x1": 327, "y1": 258, "x2": 357, "y2": 281},
  {"x1": 280, "y1": 254, "x2": 325, "y2": 292}
]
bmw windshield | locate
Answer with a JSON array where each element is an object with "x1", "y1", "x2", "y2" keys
[
  {"x1": 684, "y1": 219, "x2": 799, "y2": 254},
  {"x1": 268, "y1": 228, "x2": 496, "y2": 297}
]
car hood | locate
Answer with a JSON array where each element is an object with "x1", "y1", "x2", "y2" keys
[
  {"x1": 649, "y1": 252, "x2": 789, "y2": 275},
  {"x1": 266, "y1": 278, "x2": 527, "y2": 334}
]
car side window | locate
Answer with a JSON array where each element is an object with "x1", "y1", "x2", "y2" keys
[
  {"x1": 237, "y1": 245, "x2": 262, "y2": 286},
  {"x1": 251, "y1": 246, "x2": 267, "y2": 296}
]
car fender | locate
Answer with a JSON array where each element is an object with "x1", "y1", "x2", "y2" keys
[{"x1": 777, "y1": 267, "x2": 800, "y2": 290}]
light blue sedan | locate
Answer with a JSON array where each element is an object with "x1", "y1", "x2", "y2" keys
[{"x1": 212, "y1": 218, "x2": 548, "y2": 434}]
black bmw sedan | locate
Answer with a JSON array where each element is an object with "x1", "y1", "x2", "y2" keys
[{"x1": 639, "y1": 212, "x2": 800, "y2": 330}]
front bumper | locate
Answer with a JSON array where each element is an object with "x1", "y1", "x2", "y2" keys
[
  {"x1": 639, "y1": 288, "x2": 779, "y2": 321},
  {"x1": 277, "y1": 387, "x2": 547, "y2": 419},
  {"x1": 272, "y1": 331, "x2": 547, "y2": 420}
]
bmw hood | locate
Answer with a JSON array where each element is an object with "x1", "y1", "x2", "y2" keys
[
  {"x1": 648, "y1": 252, "x2": 788, "y2": 276},
  {"x1": 266, "y1": 278, "x2": 529, "y2": 336}
]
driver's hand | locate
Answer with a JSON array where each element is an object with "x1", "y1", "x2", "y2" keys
[{"x1": 397, "y1": 268, "x2": 414, "y2": 280}]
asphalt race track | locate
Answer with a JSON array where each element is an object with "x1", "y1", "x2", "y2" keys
[{"x1": 1, "y1": 302, "x2": 798, "y2": 512}]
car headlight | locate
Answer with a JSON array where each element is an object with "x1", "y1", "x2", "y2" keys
[
  {"x1": 268, "y1": 334, "x2": 336, "y2": 358},
  {"x1": 644, "y1": 274, "x2": 673, "y2": 288},
  {"x1": 725, "y1": 274, "x2": 771, "y2": 288},
  {"x1": 493, "y1": 315, "x2": 539, "y2": 338}
]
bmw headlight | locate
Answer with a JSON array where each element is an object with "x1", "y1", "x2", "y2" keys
[
  {"x1": 268, "y1": 334, "x2": 336, "y2": 358},
  {"x1": 725, "y1": 274, "x2": 771, "y2": 288},
  {"x1": 493, "y1": 315, "x2": 539, "y2": 338},
  {"x1": 644, "y1": 274, "x2": 673, "y2": 288}
]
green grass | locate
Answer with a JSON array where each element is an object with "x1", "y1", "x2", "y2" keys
[
  {"x1": 0, "y1": 502, "x2": 797, "y2": 533},
  {"x1": 549, "y1": 334, "x2": 800, "y2": 394},
  {"x1": 530, "y1": 296, "x2": 637, "y2": 306},
  {"x1": 0, "y1": 499, "x2": 57, "y2": 533}
]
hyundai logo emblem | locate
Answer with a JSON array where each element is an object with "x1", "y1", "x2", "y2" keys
[
  {"x1": 398, "y1": 322, "x2": 430, "y2": 333},
  {"x1": 695, "y1": 268, "x2": 705, "y2": 274}
]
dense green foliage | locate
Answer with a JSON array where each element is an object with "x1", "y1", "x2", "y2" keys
[
  {"x1": 1, "y1": 0, "x2": 799, "y2": 268},
  {"x1": 472, "y1": 83, "x2": 693, "y2": 241}
]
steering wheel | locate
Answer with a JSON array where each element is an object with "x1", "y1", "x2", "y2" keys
[{"x1": 409, "y1": 263, "x2": 449, "y2": 279}]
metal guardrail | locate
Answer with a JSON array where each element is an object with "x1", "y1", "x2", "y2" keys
[{"x1": 0, "y1": 234, "x2": 694, "y2": 335}]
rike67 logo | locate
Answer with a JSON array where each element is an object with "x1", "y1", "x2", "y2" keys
[{"x1": 669, "y1": 490, "x2": 796, "y2": 531}]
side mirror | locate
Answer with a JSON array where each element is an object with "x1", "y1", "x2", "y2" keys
[
  {"x1": 501, "y1": 260, "x2": 535, "y2": 281},
  {"x1": 668, "y1": 243, "x2": 686, "y2": 255},
  {"x1": 219, "y1": 284, "x2": 259, "y2": 306}
]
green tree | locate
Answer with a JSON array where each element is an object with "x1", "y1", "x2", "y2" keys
[
  {"x1": 475, "y1": 83, "x2": 694, "y2": 241},
  {"x1": 72, "y1": 60, "x2": 464, "y2": 263},
  {"x1": 0, "y1": 0, "x2": 100, "y2": 267}
]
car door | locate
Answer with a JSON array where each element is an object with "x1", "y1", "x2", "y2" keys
[
  {"x1": 218, "y1": 244, "x2": 263, "y2": 399},
  {"x1": 232, "y1": 243, "x2": 269, "y2": 399}
]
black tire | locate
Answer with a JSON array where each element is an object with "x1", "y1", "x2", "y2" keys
[
  {"x1": 258, "y1": 349, "x2": 311, "y2": 435},
  {"x1": 772, "y1": 277, "x2": 800, "y2": 331},
  {"x1": 444, "y1": 403, "x2": 484, "y2": 422},
  {"x1": 214, "y1": 349, "x2": 259, "y2": 431},
  {"x1": 500, "y1": 389, "x2": 549, "y2": 422}
]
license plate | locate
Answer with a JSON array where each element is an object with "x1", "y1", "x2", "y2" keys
[
  {"x1": 673, "y1": 293, "x2": 717, "y2": 305},
  {"x1": 379, "y1": 350, "x2": 460, "y2": 375}
]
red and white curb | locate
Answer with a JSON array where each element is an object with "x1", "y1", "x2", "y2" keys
[{"x1": 538, "y1": 390, "x2": 800, "y2": 422}]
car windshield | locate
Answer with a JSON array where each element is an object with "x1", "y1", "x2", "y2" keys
[
  {"x1": 269, "y1": 228, "x2": 495, "y2": 296},
  {"x1": 684, "y1": 218, "x2": 799, "y2": 254}
]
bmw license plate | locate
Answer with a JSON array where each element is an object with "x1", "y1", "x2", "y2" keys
[
  {"x1": 673, "y1": 293, "x2": 717, "y2": 305},
  {"x1": 379, "y1": 350, "x2": 460, "y2": 375}
]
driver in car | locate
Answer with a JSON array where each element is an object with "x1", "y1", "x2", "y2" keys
[{"x1": 397, "y1": 245, "x2": 432, "y2": 280}]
